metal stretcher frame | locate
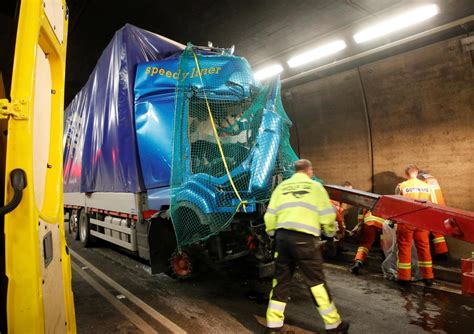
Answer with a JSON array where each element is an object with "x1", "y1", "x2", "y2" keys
[
  {"x1": 3, "y1": 0, "x2": 75, "y2": 332},
  {"x1": 325, "y1": 185, "x2": 474, "y2": 244}
]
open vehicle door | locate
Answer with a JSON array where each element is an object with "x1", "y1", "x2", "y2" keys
[{"x1": 0, "y1": 0, "x2": 75, "y2": 332}]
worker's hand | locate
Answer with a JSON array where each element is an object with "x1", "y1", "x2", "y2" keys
[
  {"x1": 349, "y1": 223, "x2": 362, "y2": 237},
  {"x1": 323, "y1": 238, "x2": 337, "y2": 258}
]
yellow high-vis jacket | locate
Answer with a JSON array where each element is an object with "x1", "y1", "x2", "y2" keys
[
  {"x1": 264, "y1": 173, "x2": 337, "y2": 238},
  {"x1": 397, "y1": 178, "x2": 431, "y2": 201}
]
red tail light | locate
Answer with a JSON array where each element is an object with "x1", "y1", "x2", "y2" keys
[{"x1": 142, "y1": 210, "x2": 159, "y2": 220}]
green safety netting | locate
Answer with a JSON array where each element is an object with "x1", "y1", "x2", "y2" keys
[{"x1": 170, "y1": 45, "x2": 298, "y2": 248}]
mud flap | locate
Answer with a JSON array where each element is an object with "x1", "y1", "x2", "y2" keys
[{"x1": 147, "y1": 218, "x2": 177, "y2": 274}]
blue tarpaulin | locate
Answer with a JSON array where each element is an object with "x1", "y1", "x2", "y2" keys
[{"x1": 63, "y1": 24, "x2": 184, "y2": 193}]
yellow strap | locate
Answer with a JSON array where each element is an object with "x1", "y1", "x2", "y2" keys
[{"x1": 191, "y1": 51, "x2": 246, "y2": 212}]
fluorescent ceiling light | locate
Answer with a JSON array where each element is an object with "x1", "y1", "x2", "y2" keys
[
  {"x1": 353, "y1": 4, "x2": 440, "y2": 43},
  {"x1": 287, "y1": 40, "x2": 347, "y2": 68},
  {"x1": 254, "y1": 64, "x2": 284, "y2": 80}
]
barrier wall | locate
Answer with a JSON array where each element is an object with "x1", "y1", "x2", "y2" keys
[{"x1": 283, "y1": 35, "x2": 474, "y2": 258}]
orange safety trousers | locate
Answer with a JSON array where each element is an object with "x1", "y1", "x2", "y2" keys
[
  {"x1": 354, "y1": 224, "x2": 382, "y2": 262},
  {"x1": 431, "y1": 232, "x2": 448, "y2": 255},
  {"x1": 331, "y1": 200, "x2": 345, "y2": 246},
  {"x1": 397, "y1": 224, "x2": 434, "y2": 280}
]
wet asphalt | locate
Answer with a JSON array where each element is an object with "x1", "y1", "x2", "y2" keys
[{"x1": 68, "y1": 236, "x2": 474, "y2": 334}]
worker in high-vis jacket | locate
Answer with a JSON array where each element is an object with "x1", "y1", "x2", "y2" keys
[
  {"x1": 417, "y1": 171, "x2": 449, "y2": 258},
  {"x1": 396, "y1": 165, "x2": 434, "y2": 286},
  {"x1": 264, "y1": 159, "x2": 349, "y2": 334},
  {"x1": 350, "y1": 210, "x2": 386, "y2": 275}
]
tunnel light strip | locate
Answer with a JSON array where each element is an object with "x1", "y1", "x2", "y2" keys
[
  {"x1": 287, "y1": 40, "x2": 347, "y2": 68},
  {"x1": 254, "y1": 64, "x2": 284, "y2": 80},
  {"x1": 353, "y1": 4, "x2": 440, "y2": 43}
]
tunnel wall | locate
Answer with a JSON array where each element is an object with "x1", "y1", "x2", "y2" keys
[{"x1": 282, "y1": 35, "x2": 474, "y2": 259}]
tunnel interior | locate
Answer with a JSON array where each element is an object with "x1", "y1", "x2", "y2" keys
[{"x1": 0, "y1": 0, "x2": 473, "y2": 259}]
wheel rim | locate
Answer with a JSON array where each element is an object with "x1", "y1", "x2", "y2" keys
[
  {"x1": 79, "y1": 213, "x2": 87, "y2": 242},
  {"x1": 70, "y1": 214, "x2": 78, "y2": 234},
  {"x1": 171, "y1": 252, "x2": 192, "y2": 278}
]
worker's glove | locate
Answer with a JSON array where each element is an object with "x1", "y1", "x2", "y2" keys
[
  {"x1": 323, "y1": 238, "x2": 337, "y2": 259},
  {"x1": 349, "y1": 223, "x2": 363, "y2": 237},
  {"x1": 386, "y1": 220, "x2": 395, "y2": 229}
]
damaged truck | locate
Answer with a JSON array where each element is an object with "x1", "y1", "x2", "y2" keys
[{"x1": 64, "y1": 24, "x2": 298, "y2": 278}]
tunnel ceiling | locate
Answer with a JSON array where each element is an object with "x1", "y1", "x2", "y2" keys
[{"x1": 0, "y1": 0, "x2": 473, "y2": 103}]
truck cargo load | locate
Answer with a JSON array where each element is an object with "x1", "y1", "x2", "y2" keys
[{"x1": 63, "y1": 24, "x2": 184, "y2": 193}]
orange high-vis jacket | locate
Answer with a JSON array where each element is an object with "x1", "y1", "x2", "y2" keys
[
  {"x1": 418, "y1": 173, "x2": 446, "y2": 205},
  {"x1": 397, "y1": 178, "x2": 432, "y2": 201},
  {"x1": 331, "y1": 200, "x2": 344, "y2": 224}
]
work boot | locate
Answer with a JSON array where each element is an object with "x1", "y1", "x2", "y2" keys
[
  {"x1": 265, "y1": 327, "x2": 282, "y2": 334},
  {"x1": 326, "y1": 321, "x2": 350, "y2": 333},
  {"x1": 350, "y1": 261, "x2": 362, "y2": 275},
  {"x1": 423, "y1": 279, "x2": 434, "y2": 287},
  {"x1": 265, "y1": 325, "x2": 295, "y2": 334},
  {"x1": 397, "y1": 280, "x2": 411, "y2": 287}
]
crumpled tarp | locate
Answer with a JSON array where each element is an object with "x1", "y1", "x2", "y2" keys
[
  {"x1": 381, "y1": 223, "x2": 421, "y2": 280},
  {"x1": 63, "y1": 24, "x2": 184, "y2": 193}
]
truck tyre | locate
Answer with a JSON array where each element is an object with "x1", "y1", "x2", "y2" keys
[
  {"x1": 69, "y1": 209, "x2": 80, "y2": 240},
  {"x1": 79, "y1": 208, "x2": 94, "y2": 247}
]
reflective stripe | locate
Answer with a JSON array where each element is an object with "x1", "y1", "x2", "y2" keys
[
  {"x1": 268, "y1": 279, "x2": 278, "y2": 300},
  {"x1": 276, "y1": 202, "x2": 319, "y2": 213},
  {"x1": 266, "y1": 208, "x2": 277, "y2": 215},
  {"x1": 266, "y1": 299, "x2": 285, "y2": 328},
  {"x1": 357, "y1": 247, "x2": 369, "y2": 254},
  {"x1": 276, "y1": 201, "x2": 318, "y2": 213},
  {"x1": 274, "y1": 202, "x2": 335, "y2": 216},
  {"x1": 311, "y1": 284, "x2": 341, "y2": 328},
  {"x1": 267, "y1": 230, "x2": 275, "y2": 237},
  {"x1": 398, "y1": 265, "x2": 411, "y2": 269},
  {"x1": 397, "y1": 262, "x2": 411, "y2": 269},
  {"x1": 364, "y1": 216, "x2": 385, "y2": 224},
  {"x1": 266, "y1": 320, "x2": 284, "y2": 328},
  {"x1": 319, "y1": 302, "x2": 336, "y2": 316},
  {"x1": 268, "y1": 300, "x2": 286, "y2": 312},
  {"x1": 418, "y1": 261, "x2": 432, "y2": 267},
  {"x1": 432, "y1": 237, "x2": 445, "y2": 244},
  {"x1": 276, "y1": 221, "x2": 321, "y2": 235},
  {"x1": 319, "y1": 206, "x2": 336, "y2": 216},
  {"x1": 325, "y1": 320, "x2": 342, "y2": 330}
]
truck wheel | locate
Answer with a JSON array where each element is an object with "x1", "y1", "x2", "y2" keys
[
  {"x1": 79, "y1": 209, "x2": 94, "y2": 247},
  {"x1": 69, "y1": 209, "x2": 80, "y2": 240},
  {"x1": 170, "y1": 250, "x2": 193, "y2": 280}
]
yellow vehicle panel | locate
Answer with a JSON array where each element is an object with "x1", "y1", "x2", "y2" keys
[{"x1": 3, "y1": 0, "x2": 75, "y2": 332}]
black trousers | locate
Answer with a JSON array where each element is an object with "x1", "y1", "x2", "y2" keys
[{"x1": 272, "y1": 229, "x2": 331, "y2": 305}]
